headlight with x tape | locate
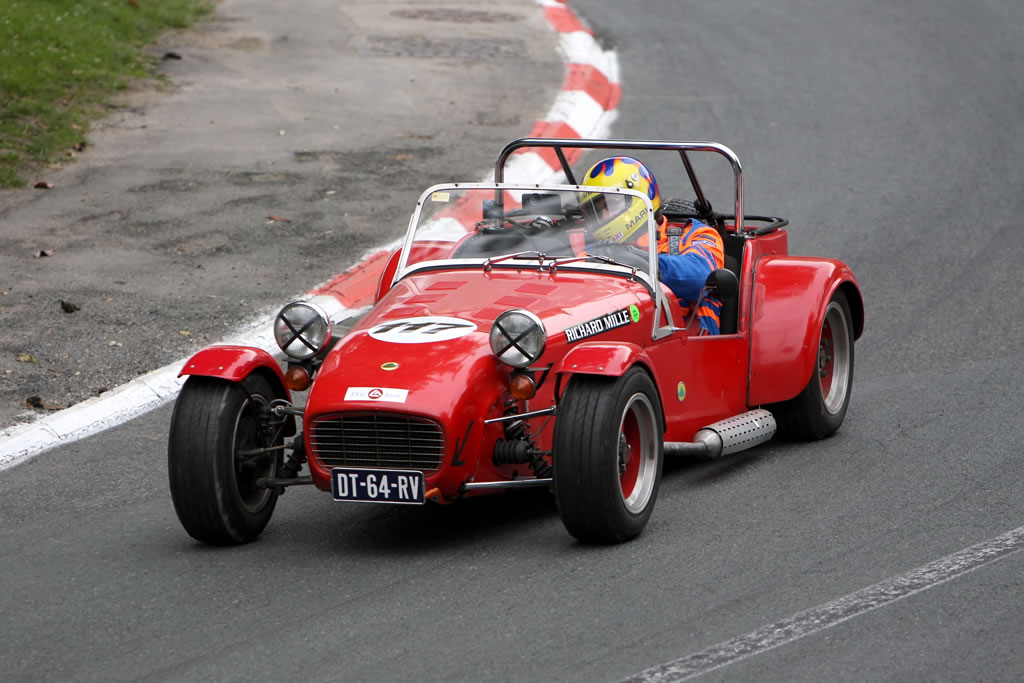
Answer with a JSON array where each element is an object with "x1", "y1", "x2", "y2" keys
[
  {"x1": 489, "y1": 309, "x2": 546, "y2": 368},
  {"x1": 274, "y1": 301, "x2": 333, "y2": 361}
]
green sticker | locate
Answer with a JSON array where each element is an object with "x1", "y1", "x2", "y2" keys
[
  {"x1": 677, "y1": 382, "x2": 686, "y2": 402},
  {"x1": 629, "y1": 304, "x2": 640, "y2": 323}
]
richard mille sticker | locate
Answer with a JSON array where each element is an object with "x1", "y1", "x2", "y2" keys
[
  {"x1": 345, "y1": 387, "x2": 409, "y2": 403},
  {"x1": 564, "y1": 308, "x2": 633, "y2": 343},
  {"x1": 368, "y1": 316, "x2": 476, "y2": 344}
]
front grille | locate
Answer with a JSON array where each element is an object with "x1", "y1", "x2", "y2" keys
[{"x1": 309, "y1": 413, "x2": 445, "y2": 472}]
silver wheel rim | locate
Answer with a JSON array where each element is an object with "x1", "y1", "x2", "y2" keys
[
  {"x1": 618, "y1": 392, "x2": 659, "y2": 514},
  {"x1": 819, "y1": 302, "x2": 851, "y2": 415}
]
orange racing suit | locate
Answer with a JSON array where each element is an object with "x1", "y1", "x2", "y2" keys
[{"x1": 642, "y1": 217, "x2": 726, "y2": 335}]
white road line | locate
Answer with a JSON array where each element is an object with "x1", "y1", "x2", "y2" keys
[{"x1": 623, "y1": 525, "x2": 1024, "y2": 682}]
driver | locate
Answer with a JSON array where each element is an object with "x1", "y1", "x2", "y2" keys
[{"x1": 579, "y1": 157, "x2": 726, "y2": 335}]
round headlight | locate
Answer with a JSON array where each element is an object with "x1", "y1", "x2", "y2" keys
[
  {"x1": 274, "y1": 301, "x2": 332, "y2": 361},
  {"x1": 490, "y1": 309, "x2": 546, "y2": 368}
]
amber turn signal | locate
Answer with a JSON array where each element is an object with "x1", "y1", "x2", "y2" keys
[
  {"x1": 509, "y1": 372, "x2": 536, "y2": 400},
  {"x1": 285, "y1": 365, "x2": 311, "y2": 391}
]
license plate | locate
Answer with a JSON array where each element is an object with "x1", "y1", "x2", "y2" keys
[{"x1": 331, "y1": 468, "x2": 425, "y2": 505}]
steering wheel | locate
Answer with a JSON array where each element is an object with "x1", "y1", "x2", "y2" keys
[{"x1": 475, "y1": 215, "x2": 558, "y2": 235}]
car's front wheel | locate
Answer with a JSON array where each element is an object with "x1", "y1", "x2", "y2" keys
[
  {"x1": 168, "y1": 374, "x2": 283, "y2": 545},
  {"x1": 553, "y1": 367, "x2": 664, "y2": 543}
]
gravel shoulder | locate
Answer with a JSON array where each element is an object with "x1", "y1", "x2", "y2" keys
[{"x1": 0, "y1": 0, "x2": 562, "y2": 429}]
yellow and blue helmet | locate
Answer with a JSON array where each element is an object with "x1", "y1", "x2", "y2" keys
[{"x1": 579, "y1": 156, "x2": 661, "y2": 243}]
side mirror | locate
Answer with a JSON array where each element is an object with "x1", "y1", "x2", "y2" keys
[
  {"x1": 482, "y1": 199, "x2": 503, "y2": 219},
  {"x1": 705, "y1": 268, "x2": 738, "y2": 300},
  {"x1": 521, "y1": 192, "x2": 563, "y2": 214}
]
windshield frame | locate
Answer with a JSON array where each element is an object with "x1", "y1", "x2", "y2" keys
[{"x1": 392, "y1": 181, "x2": 680, "y2": 339}]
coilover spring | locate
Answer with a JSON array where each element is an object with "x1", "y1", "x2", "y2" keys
[{"x1": 492, "y1": 399, "x2": 552, "y2": 478}]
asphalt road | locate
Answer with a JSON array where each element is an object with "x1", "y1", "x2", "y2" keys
[{"x1": 3, "y1": 0, "x2": 1024, "y2": 681}]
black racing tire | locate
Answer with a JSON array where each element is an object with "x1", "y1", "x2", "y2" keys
[
  {"x1": 660, "y1": 197, "x2": 700, "y2": 219},
  {"x1": 773, "y1": 290, "x2": 855, "y2": 441},
  {"x1": 168, "y1": 374, "x2": 283, "y2": 545},
  {"x1": 553, "y1": 367, "x2": 664, "y2": 544}
]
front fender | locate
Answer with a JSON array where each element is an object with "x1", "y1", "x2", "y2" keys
[
  {"x1": 556, "y1": 342, "x2": 651, "y2": 378},
  {"x1": 374, "y1": 248, "x2": 402, "y2": 302},
  {"x1": 555, "y1": 342, "x2": 667, "y2": 435},
  {"x1": 180, "y1": 345, "x2": 289, "y2": 397},
  {"x1": 748, "y1": 256, "x2": 863, "y2": 405}
]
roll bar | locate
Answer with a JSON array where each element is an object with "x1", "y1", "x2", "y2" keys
[{"x1": 494, "y1": 138, "x2": 745, "y2": 234}]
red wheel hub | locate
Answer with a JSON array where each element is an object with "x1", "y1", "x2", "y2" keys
[
  {"x1": 818, "y1": 321, "x2": 835, "y2": 397},
  {"x1": 619, "y1": 412, "x2": 641, "y2": 498}
]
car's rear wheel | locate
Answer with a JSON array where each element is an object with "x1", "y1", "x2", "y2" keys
[
  {"x1": 774, "y1": 290, "x2": 855, "y2": 440},
  {"x1": 168, "y1": 374, "x2": 282, "y2": 545},
  {"x1": 553, "y1": 367, "x2": 664, "y2": 543}
]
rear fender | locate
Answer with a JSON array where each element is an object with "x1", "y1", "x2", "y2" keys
[{"x1": 748, "y1": 256, "x2": 863, "y2": 405}]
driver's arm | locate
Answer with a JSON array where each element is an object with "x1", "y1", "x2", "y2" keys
[{"x1": 657, "y1": 226, "x2": 724, "y2": 302}]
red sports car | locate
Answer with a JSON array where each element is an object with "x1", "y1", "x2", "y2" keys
[{"x1": 168, "y1": 138, "x2": 863, "y2": 545}]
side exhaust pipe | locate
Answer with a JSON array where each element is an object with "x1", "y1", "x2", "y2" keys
[{"x1": 664, "y1": 409, "x2": 776, "y2": 459}]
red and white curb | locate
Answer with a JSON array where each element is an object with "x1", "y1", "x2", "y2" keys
[
  {"x1": 0, "y1": 0, "x2": 619, "y2": 472},
  {"x1": 314, "y1": 0, "x2": 619, "y2": 308}
]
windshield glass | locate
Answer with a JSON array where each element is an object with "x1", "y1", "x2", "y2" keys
[{"x1": 398, "y1": 184, "x2": 657, "y2": 276}]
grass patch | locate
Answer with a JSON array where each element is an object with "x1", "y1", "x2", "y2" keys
[{"x1": 0, "y1": 0, "x2": 213, "y2": 188}]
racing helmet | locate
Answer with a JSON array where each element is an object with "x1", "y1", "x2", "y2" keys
[{"x1": 579, "y1": 156, "x2": 661, "y2": 243}]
